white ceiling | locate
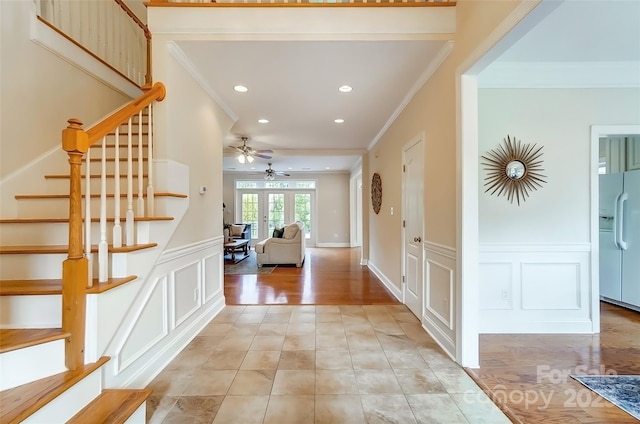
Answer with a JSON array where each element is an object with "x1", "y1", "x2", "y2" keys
[{"x1": 140, "y1": 1, "x2": 640, "y2": 173}]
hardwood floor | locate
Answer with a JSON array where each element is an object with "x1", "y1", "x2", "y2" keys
[
  {"x1": 467, "y1": 302, "x2": 640, "y2": 423},
  {"x1": 224, "y1": 247, "x2": 400, "y2": 305}
]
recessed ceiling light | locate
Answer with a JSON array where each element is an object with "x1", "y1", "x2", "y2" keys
[
  {"x1": 258, "y1": 119, "x2": 269, "y2": 124},
  {"x1": 325, "y1": 167, "x2": 331, "y2": 170},
  {"x1": 250, "y1": 167, "x2": 255, "y2": 170},
  {"x1": 233, "y1": 85, "x2": 248, "y2": 93},
  {"x1": 334, "y1": 118, "x2": 345, "y2": 124},
  {"x1": 288, "y1": 167, "x2": 293, "y2": 170},
  {"x1": 302, "y1": 167, "x2": 311, "y2": 170},
  {"x1": 338, "y1": 85, "x2": 352, "y2": 93}
]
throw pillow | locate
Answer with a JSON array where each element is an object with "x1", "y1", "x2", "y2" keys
[
  {"x1": 272, "y1": 227, "x2": 284, "y2": 238},
  {"x1": 230, "y1": 224, "x2": 245, "y2": 237},
  {"x1": 283, "y1": 223, "x2": 299, "y2": 239}
]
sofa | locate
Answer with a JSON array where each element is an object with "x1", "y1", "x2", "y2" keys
[{"x1": 255, "y1": 221, "x2": 305, "y2": 268}]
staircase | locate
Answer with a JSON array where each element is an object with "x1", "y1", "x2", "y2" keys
[{"x1": 0, "y1": 83, "x2": 188, "y2": 423}]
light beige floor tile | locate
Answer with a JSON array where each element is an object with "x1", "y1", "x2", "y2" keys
[
  {"x1": 236, "y1": 313, "x2": 267, "y2": 324},
  {"x1": 392, "y1": 311, "x2": 419, "y2": 323},
  {"x1": 418, "y1": 347, "x2": 459, "y2": 369},
  {"x1": 354, "y1": 369, "x2": 403, "y2": 394},
  {"x1": 198, "y1": 322, "x2": 232, "y2": 336},
  {"x1": 316, "y1": 312, "x2": 343, "y2": 323},
  {"x1": 316, "y1": 305, "x2": 340, "y2": 314},
  {"x1": 223, "y1": 305, "x2": 247, "y2": 313},
  {"x1": 394, "y1": 368, "x2": 447, "y2": 394},
  {"x1": 145, "y1": 395, "x2": 177, "y2": 424},
  {"x1": 406, "y1": 393, "x2": 469, "y2": 424},
  {"x1": 263, "y1": 395, "x2": 315, "y2": 424},
  {"x1": 267, "y1": 305, "x2": 294, "y2": 314},
  {"x1": 377, "y1": 333, "x2": 416, "y2": 351},
  {"x1": 211, "y1": 312, "x2": 241, "y2": 324},
  {"x1": 211, "y1": 395, "x2": 269, "y2": 424},
  {"x1": 363, "y1": 305, "x2": 393, "y2": 315},
  {"x1": 214, "y1": 335, "x2": 254, "y2": 351},
  {"x1": 271, "y1": 370, "x2": 315, "y2": 395},
  {"x1": 291, "y1": 312, "x2": 316, "y2": 323},
  {"x1": 228, "y1": 370, "x2": 276, "y2": 395},
  {"x1": 350, "y1": 350, "x2": 390, "y2": 369},
  {"x1": 450, "y1": 393, "x2": 511, "y2": 423},
  {"x1": 315, "y1": 350, "x2": 353, "y2": 370},
  {"x1": 315, "y1": 394, "x2": 366, "y2": 424},
  {"x1": 257, "y1": 323, "x2": 288, "y2": 336},
  {"x1": 315, "y1": 369, "x2": 359, "y2": 394},
  {"x1": 203, "y1": 351, "x2": 246, "y2": 370},
  {"x1": 370, "y1": 322, "x2": 405, "y2": 335},
  {"x1": 240, "y1": 350, "x2": 281, "y2": 370},
  {"x1": 283, "y1": 334, "x2": 316, "y2": 350},
  {"x1": 360, "y1": 394, "x2": 418, "y2": 424},
  {"x1": 161, "y1": 395, "x2": 223, "y2": 424},
  {"x1": 316, "y1": 334, "x2": 349, "y2": 351},
  {"x1": 316, "y1": 322, "x2": 346, "y2": 336},
  {"x1": 286, "y1": 322, "x2": 316, "y2": 335},
  {"x1": 339, "y1": 305, "x2": 366, "y2": 315},
  {"x1": 263, "y1": 313, "x2": 291, "y2": 323},
  {"x1": 432, "y1": 368, "x2": 483, "y2": 394},
  {"x1": 165, "y1": 350, "x2": 212, "y2": 371},
  {"x1": 230, "y1": 323, "x2": 260, "y2": 336},
  {"x1": 385, "y1": 349, "x2": 429, "y2": 369},
  {"x1": 293, "y1": 305, "x2": 316, "y2": 313},
  {"x1": 365, "y1": 313, "x2": 395, "y2": 324},
  {"x1": 185, "y1": 335, "x2": 222, "y2": 351},
  {"x1": 278, "y1": 350, "x2": 315, "y2": 370},
  {"x1": 347, "y1": 334, "x2": 382, "y2": 351},
  {"x1": 343, "y1": 323, "x2": 374, "y2": 335},
  {"x1": 148, "y1": 370, "x2": 193, "y2": 396},
  {"x1": 250, "y1": 335, "x2": 285, "y2": 351},
  {"x1": 183, "y1": 369, "x2": 237, "y2": 395}
]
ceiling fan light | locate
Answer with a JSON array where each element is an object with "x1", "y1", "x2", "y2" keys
[
  {"x1": 237, "y1": 154, "x2": 246, "y2": 164},
  {"x1": 247, "y1": 155, "x2": 254, "y2": 163}
]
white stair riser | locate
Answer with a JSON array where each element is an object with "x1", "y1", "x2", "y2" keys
[
  {"x1": 23, "y1": 365, "x2": 103, "y2": 423},
  {"x1": 0, "y1": 221, "x2": 149, "y2": 246},
  {"x1": 88, "y1": 145, "x2": 148, "y2": 158},
  {"x1": 124, "y1": 404, "x2": 146, "y2": 424},
  {"x1": 16, "y1": 196, "x2": 156, "y2": 219},
  {"x1": 44, "y1": 175, "x2": 148, "y2": 194},
  {"x1": 0, "y1": 339, "x2": 66, "y2": 391},
  {"x1": 85, "y1": 160, "x2": 149, "y2": 175},
  {"x1": 0, "y1": 295, "x2": 61, "y2": 328}
]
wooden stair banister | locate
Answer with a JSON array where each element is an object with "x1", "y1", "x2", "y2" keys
[{"x1": 59, "y1": 82, "x2": 166, "y2": 370}]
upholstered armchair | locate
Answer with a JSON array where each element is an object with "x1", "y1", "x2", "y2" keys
[
  {"x1": 255, "y1": 221, "x2": 305, "y2": 267},
  {"x1": 229, "y1": 223, "x2": 251, "y2": 241}
]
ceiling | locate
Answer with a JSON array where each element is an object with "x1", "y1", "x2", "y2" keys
[{"x1": 138, "y1": 1, "x2": 640, "y2": 174}]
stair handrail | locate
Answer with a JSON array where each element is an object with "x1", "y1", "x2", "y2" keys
[{"x1": 60, "y1": 82, "x2": 165, "y2": 370}]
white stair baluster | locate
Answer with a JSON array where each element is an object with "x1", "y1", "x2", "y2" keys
[
  {"x1": 137, "y1": 110, "x2": 145, "y2": 217},
  {"x1": 84, "y1": 148, "x2": 93, "y2": 287},
  {"x1": 98, "y1": 137, "x2": 109, "y2": 282},
  {"x1": 146, "y1": 103, "x2": 155, "y2": 216},
  {"x1": 126, "y1": 117, "x2": 135, "y2": 246},
  {"x1": 112, "y1": 127, "x2": 122, "y2": 248}
]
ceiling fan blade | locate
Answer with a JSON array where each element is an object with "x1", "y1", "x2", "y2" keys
[
  {"x1": 275, "y1": 172, "x2": 290, "y2": 176},
  {"x1": 253, "y1": 153, "x2": 272, "y2": 160},
  {"x1": 254, "y1": 149, "x2": 274, "y2": 154}
]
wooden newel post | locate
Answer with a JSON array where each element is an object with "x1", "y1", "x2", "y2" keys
[{"x1": 61, "y1": 118, "x2": 89, "y2": 370}]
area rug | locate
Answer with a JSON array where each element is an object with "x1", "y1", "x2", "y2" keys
[
  {"x1": 571, "y1": 375, "x2": 640, "y2": 420},
  {"x1": 224, "y1": 251, "x2": 277, "y2": 275}
]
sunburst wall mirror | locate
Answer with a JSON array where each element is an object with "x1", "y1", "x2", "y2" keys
[{"x1": 481, "y1": 135, "x2": 547, "y2": 205}]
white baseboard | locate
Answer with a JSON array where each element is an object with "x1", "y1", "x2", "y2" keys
[
  {"x1": 316, "y1": 243, "x2": 351, "y2": 248},
  {"x1": 367, "y1": 261, "x2": 402, "y2": 302}
]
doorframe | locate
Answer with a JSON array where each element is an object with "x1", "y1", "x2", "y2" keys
[
  {"x1": 401, "y1": 133, "x2": 425, "y2": 309},
  {"x1": 590, "y1": 125, "x2": 640, "y2": 331}
]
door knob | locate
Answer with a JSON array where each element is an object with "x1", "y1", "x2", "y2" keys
[{"x1": 413, "y1": 236, "x2": 422, "y2": 243}]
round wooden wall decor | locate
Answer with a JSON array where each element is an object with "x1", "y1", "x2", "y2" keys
[{"x1": 371, "y1": 172, "x2": 382, "y2": 214}]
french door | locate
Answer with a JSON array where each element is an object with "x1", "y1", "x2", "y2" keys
[{"x1": 237, "y1": 190, "x2": 314, "y2": 245}]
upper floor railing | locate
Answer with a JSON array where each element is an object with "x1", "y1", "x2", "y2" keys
[{"x1": 37, "y1": 0, "x2": 150, "y2": 87}]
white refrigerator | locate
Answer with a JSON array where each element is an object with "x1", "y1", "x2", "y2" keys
[{"x1": 599, "y1": 170, "x2": 640, "y2": 309}]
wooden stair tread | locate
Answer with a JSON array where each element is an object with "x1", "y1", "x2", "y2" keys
[
  {"x1": 0, "y1": 328, "x2": 70, "y2": 354},
  {"x1": 0, "y1": 243, "x2": 157, "y2": 254},
  {"x1": 0, "y1": 276, "x2": 138, "y2": 296},
  {"x1": 44, "y1": 174, "x2": 148, "y2": 179},
  {"x1": 15, "y1": 192, "x2": 187, "y2": 199},
  {"x1": 0, "y1": 216, "x2": 174, "y2": 224},
  {"x1": 67, "y1": 388, "x2": 152, "y2": 424},
  {"x1": 0, "y1": 357, "x2": 110, "y2": 424}
]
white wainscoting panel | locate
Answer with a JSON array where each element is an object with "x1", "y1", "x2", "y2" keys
[
  {"x1": 422, "y1": 242, "x2": 456, "y2": 358},
  {"x1": 204, "y1": 253, "x2": 223, "y2": 303},
  {"x1": 172, "y1": 261, "x2": 202, "y2": 329},
  {"x1": 479, "y1": 244, "x2": 592, "y2": 333}
]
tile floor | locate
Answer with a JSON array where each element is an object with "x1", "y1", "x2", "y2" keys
[{"x1": 146, "y1": 305, "x2": 510, "y2": 423}]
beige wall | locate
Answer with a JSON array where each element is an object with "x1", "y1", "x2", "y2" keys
[
  {"x1": 367, "y1": 0, "x2": 526, "y2": 289},
  {"x1": 223, "y1": 171, "x2": 351, "y2": 245},
  {"x1": 0, "y1": 1, "x2": 130, "y2": 180},
  {"x1": 479, "y1": 88, "x2": 640, "y2": 244}
]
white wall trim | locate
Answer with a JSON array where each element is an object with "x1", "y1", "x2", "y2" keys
[
  {"x1": 360, "y1": 259, "x2": 368, "y2": 266},
  {"x1": 478, "y1": 61, "x2": 640, "y2": 89},
  {"x1": 29, "y1": 2, "x2": 141, "y2": 99},
  {"x1": 171, "y1": 260, "x2": 203, "y2": 329},
  {"x1": 316, "y1": 242, "x2": 351, "y2": 248},
  {"x1": 423, "y1": 241, "x2": 456, "y2": 259},
  {"x1": 367, "y1": 261, "x2": 402, "y2": 302},
  {"x1": 480, "y1": 243, "x2": 591, "y2": 253},
  {"x1": 157, "y1": 237, "x2": 222, "y2": 264},
  {"x1": 368, "y1": 41, "x2": 454, "y2": 151},
  {"x1": 167, "y1": 41, "x2": 238, "y2": 122}
]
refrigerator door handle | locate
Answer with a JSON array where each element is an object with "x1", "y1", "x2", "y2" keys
[{"x1": 616, "y1": 192, "x2": 628, "y2": 251}]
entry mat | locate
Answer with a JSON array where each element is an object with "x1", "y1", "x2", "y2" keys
[{"x1": 571, "y1": 375, "x2": 640, "y2": 420}]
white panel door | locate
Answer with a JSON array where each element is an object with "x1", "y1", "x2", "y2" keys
[
  {"x1": 621, "y1": 170, "x2": 640, "y2": 307},
  {"x1": 403, "y1": 139, "x2": 424, "y2": 318}
]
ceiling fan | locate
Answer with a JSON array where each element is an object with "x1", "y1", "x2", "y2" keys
[
  {"x1": 232, "y1": 136, "x2": 273, "y2": 163},
  {"x1": 264, "y1": 163, "x2": 290, "y2": 180}
]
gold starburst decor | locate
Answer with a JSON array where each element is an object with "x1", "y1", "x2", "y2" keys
[{"x1": 481, "y1": 135, "x2": 547, "y2": 206}]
